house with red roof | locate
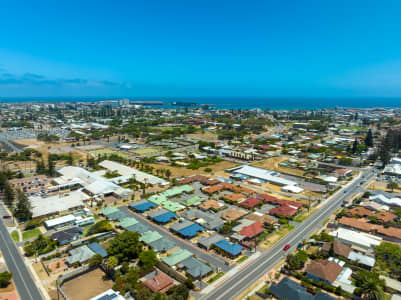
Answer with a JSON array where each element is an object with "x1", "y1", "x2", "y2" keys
[
  {"x1": 239, "y1": 222, "x2": 264, "y2": 239},
  {"x1": 239, "y1": 197, "x2": 262, "y2": 209},
  {"x1": 269, "y1": 205, "x2": 298, "y2": 217}
]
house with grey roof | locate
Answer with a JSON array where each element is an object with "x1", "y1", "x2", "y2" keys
[
  {"x1": 170, "y1": 220, "x2": 194, "y2": 232},
  {"x1": 66, "y1": 245, "x2": 95, "y2": 265},
  {"x1": 181, "y1": 209, "x2": 224, "y2": 230},
  {"x1": 149, "y1": 238, "x2": 176, "y2": 252},
  {"x1": 178, "y1": 257, "x2": 212, "y2": 279},
  {"x1": 198, "y1": 233, "x2": 225, "y2": 250}
]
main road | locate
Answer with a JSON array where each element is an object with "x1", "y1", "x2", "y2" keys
[
  {"x1": 0, "y1": 204, "x2": 43, "y2": 300},
  {"x1": 201, "y1": 168, "x2": 375, "y2": 300}
]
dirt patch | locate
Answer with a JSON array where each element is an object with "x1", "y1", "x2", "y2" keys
[
  {"x1": 48, "y1": 259, "x2": 67, "y2": 273},
  {"x1": 252, "y1": 157, "x2": 306, "y2": 177},
  {"x1": 368, "y1": 181, "x2": 401, "y2": 194},
  {"x1": 0, "y1": 281, "x2": 16, "y2": 294},
  {"x1": 61, "y1": 268, "x2": 114, "y2": 300},
  {"x1": 0, "y1": 290, "x2": 19, "y2": 300},
  {"x1": 187, "y1": 132, "x2": 219, "y2": 141},
  {"x1": 33, "y1": 262, "x2": 50, "y2": 281}
]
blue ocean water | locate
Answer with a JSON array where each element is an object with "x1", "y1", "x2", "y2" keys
[{"x1": 1, "y1": 97, "x2": 401, "y2": 110}]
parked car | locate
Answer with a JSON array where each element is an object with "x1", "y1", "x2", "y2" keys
[{"x1": 3, "y1": 215, "x2": 11, "y2": 219}]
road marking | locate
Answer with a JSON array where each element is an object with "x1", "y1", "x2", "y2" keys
[{"x1": 0, "y1": 223, "x2": 35, "y2": 300}]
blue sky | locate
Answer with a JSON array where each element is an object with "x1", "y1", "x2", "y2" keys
[{"x1": 1, "y1": 0, "x2": 401, "y2": 97}]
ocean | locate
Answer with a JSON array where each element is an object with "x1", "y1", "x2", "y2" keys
[{"x1": 1, "y1": 97, "x2": 401, "y2": 110}]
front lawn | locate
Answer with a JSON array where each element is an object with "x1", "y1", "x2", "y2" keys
[
  {"x1": 207, "y1": 272, "x2": 225, "y2": 284},
  {"x1": 11, "y1": 230, "x2": 20, "y2": 242},
  {"x1": 22, "y1": 228, "x2": 41, "y2": 241}
]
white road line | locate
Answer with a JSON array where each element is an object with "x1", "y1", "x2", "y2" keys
[{"x1": 0, "y1": 225, "x2": 35, "y2": 300}]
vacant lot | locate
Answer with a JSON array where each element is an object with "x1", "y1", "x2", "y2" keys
[
  {"x1": 61, "y1": 268, "x2": 114, "y2": 300},
  {"x1": 187, "y1": 131, "x2": 219, "y2": 141},
  {"x1": 368, "y1": 180, "x2": 401, "y2": 194},
  {"x1": 252, "y1": 157, "x2": 306, "y2": 177},
  {"x1": 150, "y1": 160, "x2": 237, "y2": 178},
  {"x1": 89, "y1": 148, "x2": 132, "y2": 159}
]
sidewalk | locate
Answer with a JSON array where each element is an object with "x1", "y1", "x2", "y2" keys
[{"x1": 200, "y1": 251, "x2": 262, "y2": 294}]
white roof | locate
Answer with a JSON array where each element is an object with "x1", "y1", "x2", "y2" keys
[
  {"x1": 319, "y1": 176, "x2": 338, "y2": 183},
  {"x1": 370, "y1": 194, "x2": 401, "y2": 207},
  {"x1": 232, "y1": 165, "x2": 297, "y2": 186},
  {"x1": 329, "y1": 228, "x2": 382, "y2": 249},
  {"x1": 383, "y1": 164, "x2": 401, "y2": 176},
  {"x1": 45, "y1": 214, "x2": 76, "y2": 227},
  {"x1": 90, "y1": 289, "x2": 125, "y2": 300},
  {"x1": 30, "y1": 190, "x2": 89, "y2": 218},
  {"x1": 99, "y1": 160, "x2": 168, "y2": 185},
  {"x1": 348, "y1": 251, "x2": 375, "y2": 267},
  {"x1": 281, "y1": 185, "x2": 304, "y2": 193}
]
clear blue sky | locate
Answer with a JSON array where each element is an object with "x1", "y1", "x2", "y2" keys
[{"x1": 1, "y1": 0, "x2": 401, "y2": 97}]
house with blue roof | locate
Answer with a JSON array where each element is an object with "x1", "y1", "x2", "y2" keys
[
  {"x1": 129, "y1": 200, "x2": 157, "y2": 212},
  {"x1": 153, "y1": 212, "x2": 178, "y2": 224},
  {"x1": 213, "y1": 239, "x2": 243, "y2": 257},
  {"x1": 87, "y1": 242, "x2": 108, "y2": 258},
  {"x1": 177, "y1": 223, "x2": 205, "y2": 238}
]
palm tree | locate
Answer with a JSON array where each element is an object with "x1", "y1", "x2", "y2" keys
[
  {"x1": 355, "y1": 270, "x2": 385, "y2": 300},
  {"x1": 106, "y1": 256, "x2": 118, "y2": 276}
]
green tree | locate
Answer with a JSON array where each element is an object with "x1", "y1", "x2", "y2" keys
[
  {"x1": 365, "y1": 129, "x2": 374, "y2": 147},
  {"x1": 106, "y1": 256, "x2": 118, "y2": 275},
  {"x1": 13, "y1": 189, "x2": 32, "y2": 221},
  {"x1": 88, "y1": 254, "x2": 103, "y2": 268},
  {"x1": 107, "y1": 231, "x2": 143, "y2": 262},
  {"x1": 139, "y1": 250, "x2": 157, "y2": 272},
  {"x1": 0, "y1": 271, "x2": 12, "y2": 288},
  {"x1": 355, "y1": 270, "x2": 385, "y2": 300},
  {"x1": 4, "y1": 182, "x2": 15, "y2": 208},
  {"x1": 387, "y1": 181, "x2": 399, "y2": 192}
]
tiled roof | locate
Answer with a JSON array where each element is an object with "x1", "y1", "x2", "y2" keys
[
  {"x1": 269, "y1": 205, "x2": 297, "y2": 217},
  {"x1": 305, "y1": 260, "x2": 343, "y2": 283},
  {"x1": 239, "y1": 222, "x2": 264, "y2": 238},
  {"x1": 240, "y1": 197, "x2": 262, "y2": 208},
  {"x1": 143, "y1": 271, "x2": 174, "y2": 292},
  {"x1": 221, "y1": 208, "x2": 247, "y2": 222},
  {"x1": 321, "y1": 241, "x2": 351, "y2": 258}
]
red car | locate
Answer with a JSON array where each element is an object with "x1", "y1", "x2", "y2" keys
[{"x1": 283, "y1": 244, "x2": 290, "y2": 251}]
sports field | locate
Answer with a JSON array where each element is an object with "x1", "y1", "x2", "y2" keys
[{"x1": 88, "y1": 148, "x2": 132, "y2": 159}]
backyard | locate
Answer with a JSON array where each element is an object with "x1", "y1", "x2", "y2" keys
[{"x1": 60, "y1": 268, "x2": 114, "y2": 300}]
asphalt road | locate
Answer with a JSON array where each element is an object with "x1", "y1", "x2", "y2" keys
[
  {"x1": 200, "y1": 168, "x2": 375, "y2": 300},
  {"x1": 0, "y1": 205, "x2": 43, "y2": 300}
]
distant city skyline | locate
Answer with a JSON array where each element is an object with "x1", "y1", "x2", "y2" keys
[{"x1": 1, "y1": 0, "x2": 401, "y2": 97}]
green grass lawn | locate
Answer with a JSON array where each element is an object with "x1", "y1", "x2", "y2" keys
[
  {"x1": 11, "y1": 230, "x2": 20, "y2": 242},
  {"x1": 133, "y1": 147, "x2": 159, "y2": 155},
  {"x1": 89, "y1": 148, "x2": 132, "y2": 159},
  {"x1": 207, "y1": 272, "x2": 225, "y2": 284},
  {"x1": 22, "y1": 228, "x2": 41, "y2": 241},
  {"x1": 237, "y1": 256, "x2": 249, "y2": 264}
]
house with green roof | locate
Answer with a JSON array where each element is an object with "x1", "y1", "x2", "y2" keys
[
  {"x1": 163, "y1": 200, "x2": 185, "y2": 212},
  {"x1": 181, "y1": 196, "x2": 204, "y2": 207},
  {"x1": 140, "y1": 231, "x2": 163, "y2": 244},
  {"x1": 162, "y1": 248, "x2": 193, "y2": 266},
  {"x1": 148, "y1": 194, "x2": 167, "y2": 205},
  {"x1": 117, "y1": 217, "x2": 138, "y2": 229},
  {"x1": 101, "y1": 206, "x2": 119, "y2": 216}
]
